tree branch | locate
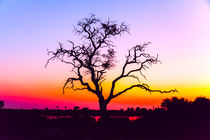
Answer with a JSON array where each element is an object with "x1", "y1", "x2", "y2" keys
[
  {"x1": 106, "y1": 43, "x2": 174, "y2": 104},
  {"x1": 111, "y1": 83, "x2": 177, "y2": 100}
]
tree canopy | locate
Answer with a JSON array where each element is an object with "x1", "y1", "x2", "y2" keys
[{"x1": 46, "y1": 15, "x2": 177, "y2": 118}]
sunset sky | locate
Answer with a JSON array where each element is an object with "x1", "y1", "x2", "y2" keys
[{"x1": 0, "y1": 0, "x2": 210, "y2": 110}]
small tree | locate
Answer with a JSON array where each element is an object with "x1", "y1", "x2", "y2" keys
[
  {"x1": 46, "y1": 15, "x2": 177, "y2": 119},
  {"x1": 73, "y1": 106, "x2": 80, "y2": 111},
  {"x1": 64, "y1": 106, "x2": 67, "y2": 110},
  {"x1": 136, "y1": 107, "x2": 141, "y2": 112},
  {"x1": 0, "y1": 101, "x2": 4, "y2": 109}
]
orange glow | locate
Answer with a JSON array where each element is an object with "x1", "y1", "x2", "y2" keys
[{"x1": 1, "y1": 77, "x2": 209, "y2": 110}]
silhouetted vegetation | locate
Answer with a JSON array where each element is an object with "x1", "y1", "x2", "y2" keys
[
  {"x1": 1, "y1": 96, "x2": 210, "y2": 140},
  {"x1": 0, "y1": 101, "x2": 4, "y2": 109},
  {"x1": 161, "y1": 96, "x2": 191, "y2": 111},
  {"x1": 46, "y1": 15, "x2": 177, "y2": 119}
]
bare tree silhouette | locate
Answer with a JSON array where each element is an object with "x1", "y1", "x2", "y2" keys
[{"x1": 46, "y1": 14, "x2": 177, "y2": 119}]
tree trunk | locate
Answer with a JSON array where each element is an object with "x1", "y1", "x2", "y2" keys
[{"x1": 99, "y1": 99, "x2": 108, "y2": 120}]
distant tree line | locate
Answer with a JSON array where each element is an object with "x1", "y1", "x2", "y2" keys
[{"x1": 161, "y1": 96, "x2": 210, "y2": 111}]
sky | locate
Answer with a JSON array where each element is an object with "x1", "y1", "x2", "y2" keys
[{"x1": 0, "y1": 0, "x2": 210, "y2": 110}]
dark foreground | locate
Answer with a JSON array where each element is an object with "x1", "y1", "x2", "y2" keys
[
  {"x1": 1, "y1": 97, "x2": 210, "y2": 140},
  {"x1": 0, "y1": 107, "x2": 209, "y2": 140}
]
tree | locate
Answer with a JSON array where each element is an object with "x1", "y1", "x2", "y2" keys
[
  {"x1": 192, "y1": 97, "x2": 210, "y2": 111},
  {"x1": 0, "y1": 101, "x2": 4, "y2": 109},
  {"x1": 193, "y1": 97, "x2": 210, "y2": 105},
  {"x1": 46, "y1": 15, "x2": 177, "y2": 119},
  {"x1": 161, "y1": 97, "x2": 190, "y2": 111},
  {"x1": 64, "y1": 106, "x2": 67, "y2": 110}
]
